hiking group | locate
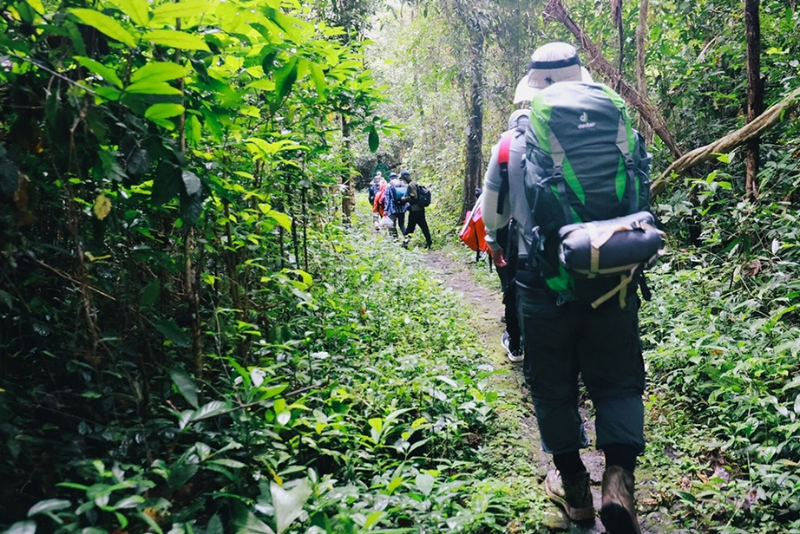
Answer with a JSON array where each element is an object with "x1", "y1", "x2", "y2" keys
[
  {"x1": 369, "y1": 169, "x2": 433, "y2": 249},
  {"x1": 478, "y1": 42, "x2": 665, "y2": 534}
]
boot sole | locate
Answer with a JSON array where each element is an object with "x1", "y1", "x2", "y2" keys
[{"x1": 600, "y1": 502, "x2": 641, "y2": 534}]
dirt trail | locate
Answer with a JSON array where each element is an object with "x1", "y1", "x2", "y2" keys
[{"x1": 423, "y1": 249, "x2": 667, "y2": 534}]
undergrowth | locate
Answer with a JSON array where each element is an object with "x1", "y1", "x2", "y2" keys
[
  {"x1": 639, "y1": 242, "x2": 800, "y2": 532},
  {"x1": 3, "y1": 203, "x2": 550, "y2": 534}
]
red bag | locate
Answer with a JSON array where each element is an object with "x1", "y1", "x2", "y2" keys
[{"x1": 458, "y1": 202, "x2": 488, "y2": 252}]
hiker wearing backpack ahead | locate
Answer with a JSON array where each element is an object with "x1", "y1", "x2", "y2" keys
[
  {"x1": 399, "y1": 170, "x2": 433, "y2": 249},
  {"x1": 480, "y1": 109, "x2": 531, "y2": 364},
  {"x1": 384, "y1": 173, "x2": 408, "y2": 239},
  {"x1": 515, "y1": 42, "x2": 662, "y2": 534}
]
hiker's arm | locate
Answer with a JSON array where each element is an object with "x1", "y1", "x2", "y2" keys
[{"x1": 481, "y1": 145, "x2": 511, "y2": 252}]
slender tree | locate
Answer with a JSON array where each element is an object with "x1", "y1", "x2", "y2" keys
[{"x1": 744, "y1": 0, "x2": 762, "y2": 201}]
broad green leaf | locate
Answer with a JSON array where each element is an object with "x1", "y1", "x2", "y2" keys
[
  {"x1": 368, "y1": 418, "x2": 382, "y2": 434},
  {"x1": 415, "y1": 473, "x2": 434, "y2": 496},
  {"x1": 141, "y1": 279, "x2": 160, "y2": 306},
  {"x1": 190, "y1": 400, "x2": 231, "y2": 422},
  {"x1": 145, "y1": 103, "x2": 185, "y2": 121},
  {"x1": 69, "y1": 9, "x2": 137, "y2": 47},
  {"x1": 181, "y1": 190, "x2": 204, "y2": 226},
  {"x1": 105, "y1": 0, "x2": 149, "y2": 26},
  {"x1": 187, "y1": 115, "x2": 202, "y2": 145},
  {"x1": 170, "y1": 368, "x2": 199, "y2": 409},
  {"x1": 125, "y1": 81, "x2": 182, "y2": 95},
  {"x1": 265, "y1": 209, "x2": 291, "y2": 231},
  {"x1": 28, "y1": 499, "x2": 71, "y2": 517},
  {"x1": 309, "y1": 62, "x2": 326, "y2": 97},
  {"x1": 363, "y1": 511, "x2": 384, "y2": 529},
  {"x1": 143, "y1": 30, "x2": 210, "y2": 51},
  {"x1": 95, "y1": 87, "x2": 122, "y2": 101},
  {"x1": 4, "y1": 522, "x2": 36, "y2": 534},
  {"x1": 271, "y1": 479, "x2": 312, "y2": 534},
  {"x1": 114, "y1": 495, "x2": 144, "y2": 509},
  {"x1": 276, "y1": 411, "x2": 291, "y2": 425},
  {"x1": 206, "y1": 516, "x2": 223, "y2": 534},
  {"x1": 368, "y1": 128, "x2": 379, "y2": 153},
  {"x1": 233, "y1": 509, "x2": 275, "y2": 534},
  {"x1": 25, "y1": 0, "x2": 45, "y2": 15},
  {"x1": 246, "y1": 79, "x2": 276, "y2": 91},
  {"x1": 272, "y1": 57, "x2": 298, "y2": 111},
  {"x1": 154, "y1": 319, "x2": 190, "y2": 347},
  {"x1": 152, "y1": 0, "x2": 213, "y2": 22},
  {"x1": 209, "y1": 458, "x2": 246, "y2": 469},
  {"x1": 74, "y1": 57, "x2": 123, "y2": 88},
  {"x1": 386, "y1": 476, "x2": 403, "y2": 494},
  {"x1": 181, "y1": 170, "x2": 201, "y2": 196},
  {"x1": 131, "y1": 62, "x2": 188, "y2": 84}
]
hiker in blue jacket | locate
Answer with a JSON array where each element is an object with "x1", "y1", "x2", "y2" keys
[
  {"x1": 384, "y1": 173, "x2": 408, "y2": 239},
  {"x1": 494, "y1": 42, "x2": 648, "y2": 534}
]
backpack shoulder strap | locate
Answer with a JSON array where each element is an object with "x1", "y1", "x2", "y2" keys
[
  {"x1": 546, "y1": 130, "x2": 574, "y2": 226},
  {"x1": 614, "y1": 114, "x2": 638, "y2": 214},
  {"x1": 496, "y1": 131, "x2": 515, "y2": 214}
]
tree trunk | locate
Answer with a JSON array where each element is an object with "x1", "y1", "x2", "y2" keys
[
  {"x1": 544, "y1": 0, "x2": 682, "y2": 159},
  {"x1": 635, "y1": 0, "x2": 653, "y2": 142},
  {"x1": 745, "y1": 0, "x2": 762, "y2": 201},
  {"x1": 463, "y1": 28, "x2": 485, "y2": 219},
  {"x1": 341, "y1": 114, "x2": 355, "y2": 222}
]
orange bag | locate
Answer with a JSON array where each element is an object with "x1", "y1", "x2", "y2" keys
[{"x1": 458, "y1": 202, "x2": 488, "y2": 252}]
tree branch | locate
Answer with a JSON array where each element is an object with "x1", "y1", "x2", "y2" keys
[
  {"x1": 544, "y1": 0, "x2": 682, "y2": 159},
  {"x1": 651, "y1": 86, "x2": 800, "y2": 196}
]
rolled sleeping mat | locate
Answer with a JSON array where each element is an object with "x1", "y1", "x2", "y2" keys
[{"x1": 558, "y1": 211, "x2": 665, "y2": 278}]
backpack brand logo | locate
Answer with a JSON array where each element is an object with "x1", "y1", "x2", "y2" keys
[{"x1": 577, "y1": 111, "x2": 596, "y2": 129}]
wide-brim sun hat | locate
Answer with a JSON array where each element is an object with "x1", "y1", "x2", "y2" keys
[
  {"x1": 513, "y1": 42, "x2": 592, "y2": 103},
  {"x1": 513, "y1": 66, "x2": 593, "y2": 104}
]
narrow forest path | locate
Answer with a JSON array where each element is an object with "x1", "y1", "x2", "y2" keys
[{"x1": 422, "y1": 247, "x2": 674, "y2": 534}]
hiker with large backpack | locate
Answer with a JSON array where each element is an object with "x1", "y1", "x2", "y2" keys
[
  {"x1": 399, "y1": 170, "x2": 433, "y2": 249},
  {"x1": 384, "y1": 173, "x2": 408, "y2": 239},
  {"x1": 512, "y1": 42, "x2": 663, "y2": 534},
  {"x1": 480, "y1": 109, "x2": 531, "y2": 364}
]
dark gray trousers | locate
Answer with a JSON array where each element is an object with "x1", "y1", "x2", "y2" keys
[{"x1": 516, "y1": 280, "x2": 645, "y2": 455}]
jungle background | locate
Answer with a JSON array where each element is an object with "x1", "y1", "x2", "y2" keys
[{"x1": 1, "y1": 0, "x2": 799, "y2": 533}]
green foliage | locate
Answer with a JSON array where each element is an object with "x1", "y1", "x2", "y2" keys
[{"x1": 5, "y1": 218, "x2": 522, "y2": 533}]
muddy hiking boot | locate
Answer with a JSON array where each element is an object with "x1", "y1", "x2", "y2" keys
[
  {"x1": 544, "y1": 470, "x2": 594, "y2": 523},
  {"x1": 601, "y1": 465, "x2": 642, "y2": 534}
]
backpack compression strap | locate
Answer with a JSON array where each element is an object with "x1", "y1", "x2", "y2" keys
[
  {"x1": 496, "y1": 131, "x2": 515, "y2": 215},
  {"x1": 613, "y1": 114, "x2": 639, "y2": 214}
]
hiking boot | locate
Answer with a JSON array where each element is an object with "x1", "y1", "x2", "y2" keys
[
  {"x1": 544, "y1": 469, "x2": 594, "y2": 523},
  {"x1": 600, "y1": 466, "x2": 641, "y2": 534}
]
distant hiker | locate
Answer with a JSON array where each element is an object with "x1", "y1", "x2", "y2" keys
[
  {"x1": 480, "y1": 109, "x2": 530, "y2": 364},
  {"x1": 370, "y1": 172, "x2": 386, "y2": 225},
  {"x1": 368, "y1": 171, "x2": 383, "y2": 205},
  {"x1": 399, "y1": 170, "x2": 432, "y2": 249},
  {"x1": 512, "y1": 42, "x2": 659, "y2": 534},
  {"x1": 372, "y1": 173, "x2": 389, "y2": 222},
  {"x1": 385, "y1": 172, "x2": 408, "y2": 239}
]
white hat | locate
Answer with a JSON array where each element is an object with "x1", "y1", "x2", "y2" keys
[{"x1": 513, "y1": 66, "x2": 593, "y2": 104}]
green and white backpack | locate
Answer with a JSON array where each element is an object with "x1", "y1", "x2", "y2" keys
[{"x1": 524, "y1": 82, "x2": 664, "y2": 308}]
